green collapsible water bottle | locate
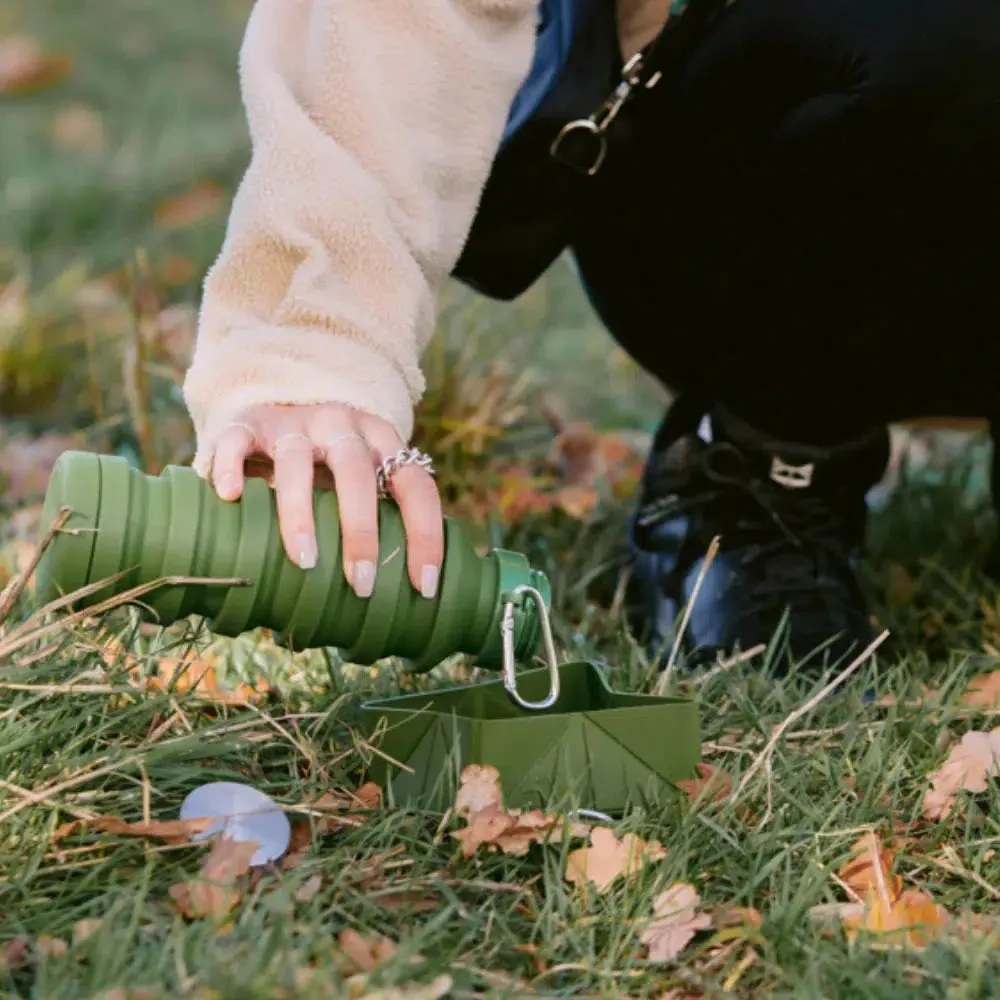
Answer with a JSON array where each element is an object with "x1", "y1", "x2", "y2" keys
[
  {"x1": 35, "y1": 450, "x2": 702, "y2": 813},
  {"x1": 35, "y1": 451, "x2": 558, "y2": 708}
]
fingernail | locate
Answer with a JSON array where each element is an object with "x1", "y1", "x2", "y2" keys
[
  {"x1": 352, "y1": 560, "x2": 376, "y2": 598},
  {"x1": 420, "y1": 565, "x2": 439, "y2": 600},
  {"x1": 296, "y1": 534, "x2": 317, "y2": 570}
]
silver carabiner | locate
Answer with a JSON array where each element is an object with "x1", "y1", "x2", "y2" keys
[{"x1": 500, "y1": 584, "x2": 561, "y2": 711}]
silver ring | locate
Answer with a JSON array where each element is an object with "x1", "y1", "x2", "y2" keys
[
  {"x1": 323, "y1": 431, "x2": 367, "y2": 453},
  {"x1": 376, "y1": 447, "x2": 434, "y2": 498},
  {"x1": 228, "y1": 422, "x2": 256, "y2": 438},
  {"x1": 272, "y1": 432, "x2": 314, "y2": 454}
]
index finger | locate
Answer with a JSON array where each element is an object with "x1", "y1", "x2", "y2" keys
[{"x1": 211, "y1": 422, "x2": 257, "y2": 501}]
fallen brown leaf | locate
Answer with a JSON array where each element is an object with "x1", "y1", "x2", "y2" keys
[
  {"x1": 818, "y1": 833, "x2": 976, "y2": 950},
  {"x1": 35, "y1": 934, "x2": 67, "y2": 958},
  {"x1": 51, "y1": 103, "x2": 105, "y2": 152},
  {"x1": 677, "y1": 763, "x2": 733, "y2": 805},
  {"x1": 838, "y1": 832, "x2": 903, "y2": 905},
  {"x1": 565, "y1": 827, "x2": 666, "y2": 893},
  {"x1": 1, "y1": 937, "x2": 28, "y2": 969},
  {"x1": 303, "y1": 781, "x2": 383, "y2": 833},
  {"x1": 280, "y1": 820, "x2": 312, "y2": 870},
  {"x1": 450, "y1": 765, "x2": 588, "y2": 858},
  {"x1": 454, "y1": 764, "x2": 504, "y2": 815},
  {"x1": 355, "y1": 782, "x2": 383, "y2": 809},
  {"x1": 53, "y1": 813, "x2": 214, "y2": 846},
  {"x1": 154, "y1": 181, "x2": 224, "y2": 229},
  {"x1": 640, "y1": 883, "x2": 712, "y2": 963},
  {"x1": 922, "y1": 728, "x2": 1000, "y2": 820},
  {"x1": 72, "y1": 918, "x2": 102, "y2": 946},
  {"x1": 962, "y1": 671, "x2": 1000, "y2": 710},
  {"x1": 496, "y1": 809, "x2": 589, "y2": 857},
  {"x1": 294, "y1": 875, "x2": 323, "y2": 903},
  {"x1": 842, "y1": 888, "x2": 950, "y2": 950},
  {"x1": 0, "y1": 36, "x2": 73, "y2": 94},
  {"x1": 452, "y1": 807, "x2": 515, "y2": 858},
  {"x1": 127, "y1": 651, "x2": 270, "y2": 707},
  {"x1": 337, "y1": 928, "x2": 398, "y2": 975},
  {"x1": 169, "y1": 836, "x2": 258, "y2": 922}
]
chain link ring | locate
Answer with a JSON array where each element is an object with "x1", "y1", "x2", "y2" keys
[{"x1": 376, "y1": 447, "x2": 435, "y2": 498}]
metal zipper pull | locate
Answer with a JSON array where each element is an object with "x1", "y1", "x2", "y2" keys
[{"x1": 549, "y1": 52, "x2": 660, "y2": 176}]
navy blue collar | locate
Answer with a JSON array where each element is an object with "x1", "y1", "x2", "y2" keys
[{"x1": 501, "y1": 0, "x2": 583, "y2": 146}]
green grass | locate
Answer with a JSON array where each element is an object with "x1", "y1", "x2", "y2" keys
[
  {"x1": 1, "y1": 0, "x2": 250, "y2": 283},
  {"x1": 6, "y1": 1, "x2": 1000, "y2": 998},
  {"x1": 7, "y1": 519, "x2": 1000, "y2": 1000}
]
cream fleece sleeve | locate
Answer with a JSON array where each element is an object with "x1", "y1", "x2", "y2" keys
[{"x1": 182, "y1": 0, "x2": 539, "y2": 476}]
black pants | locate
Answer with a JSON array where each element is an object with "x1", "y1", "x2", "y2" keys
[{"x1": 573, "y1": 0, "x2": 1000, "y2": 444}]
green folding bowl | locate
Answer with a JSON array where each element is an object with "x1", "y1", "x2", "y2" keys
[{"x1": 359, "y1": 659, "x2": 700, "y2": 813}]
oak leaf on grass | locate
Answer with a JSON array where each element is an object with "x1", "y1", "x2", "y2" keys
[
  {"x1": 565, "y1": 826, "x2": 666, "y2": 893},
  {"x1": 961, "y1": 670, "x2": 1000, "y2": 710},
  {"x1": 922, "y1": 728, "x2": 1000, "y2": 820},
  {"x1": 640, "y1": 883, "x2": 712, "y2": 963},
  {"x1": 450, "y1": 765, "x2": 589, "y2": 858},
  {"x1": 842, "y1": 889, "x2": 950, "y2": 950},
  {"x1": 814, "y1": 831, "x2": 956, "y2": 950},
  {"x1": 838, "y1": 832, "x2": 903, "y2": 905},
  {"x1": 454, "y1": 765, "x2": 503, "y2": 815}
]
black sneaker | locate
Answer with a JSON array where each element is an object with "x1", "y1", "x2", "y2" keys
[{"x1": 626, "y1": 398, "x2": 889, "y2": 667}]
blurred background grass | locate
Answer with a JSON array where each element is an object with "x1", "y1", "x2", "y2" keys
[
  {"x1": 0, "y1": 0, "x2": 666, "y2": 447},
  {"x1": 0, "y1": 0, "x2": 994, "y2": 634}
]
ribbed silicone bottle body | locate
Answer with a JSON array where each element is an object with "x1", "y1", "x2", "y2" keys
[{"x1": 35, "y1": 452, "x2": 549, "y2": 670}]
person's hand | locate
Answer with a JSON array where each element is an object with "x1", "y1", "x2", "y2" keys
[{"x1": 209, "y1": 403, "x2": 443, "y2": 600}]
